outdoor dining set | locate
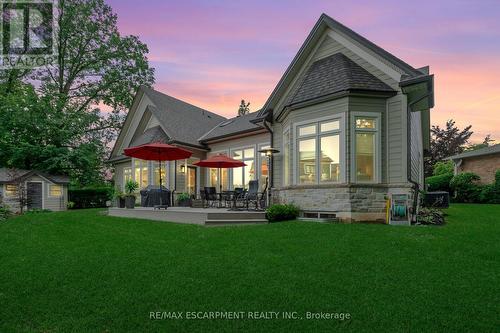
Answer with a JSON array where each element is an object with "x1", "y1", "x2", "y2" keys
[
  {"x1": 123, "y1": 142, "x2": 271, "y2": 212},
  {"x1": 200, "y1": 179, "x2": 268, "y2": 211}
]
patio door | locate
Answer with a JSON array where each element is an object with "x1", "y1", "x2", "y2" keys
[{"x1": 187, "y1": 166, "x2": 197, "y2": 196}]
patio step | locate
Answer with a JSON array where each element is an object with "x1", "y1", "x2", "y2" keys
[
  {"x1": 206, "y1": 212, "x2": 266, "y2": 220},
  {"x1": 204, "y1": 219, "x2": 268, "y2": 226}
]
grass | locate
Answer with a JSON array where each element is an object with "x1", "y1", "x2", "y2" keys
[{"x1": 0, "y1": 205, "x2": 499, "y2": 332}]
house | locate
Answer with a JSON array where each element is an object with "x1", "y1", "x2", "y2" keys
[
  {"x1": 0, "y1": 168, "x2": 70, "y2": 212},
  {"x1": 109, "y1": 14, "x2": 434, "y2": 221},
  {"x1": 446, "y1": 144, "x2": 500, "y2": 184}
]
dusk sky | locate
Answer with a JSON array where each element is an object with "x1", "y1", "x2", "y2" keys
[{"x1": 107, "y1": 0, "x2": 500, "y2": 143}]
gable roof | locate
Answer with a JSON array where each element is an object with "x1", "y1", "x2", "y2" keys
[
  {"x1": 130, "y1": 125, "x2": 169, "y2": 147},
  {"x1": 141, "y1": 87, "x2": 226, "y2": 148},
  {"x1": 446, "y1": 144, "x2": 500, "y2": 161},
  {"x1": 287, "y1": 53, "x2": 395, "y2": 107},
  {"x1": 0, "y1": 168, "x2": 70, "y2": 184},
  {"x1": 198, "y1": 111, "x2": 264, "y2": 143},
  {"x1": 258, "y1": 13, "x2": 423, "y2": 117}
]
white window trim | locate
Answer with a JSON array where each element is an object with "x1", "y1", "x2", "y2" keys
[
  {"x1": 4, "y1": 184, "x2": 18, "y2": 198},
  {"x1": 48, "y1": 184, "x2": 63, "y2": 198},
  {"x1": 282, "y1": 126, "x2": 290, "y2": 187},
  {"x1": 350, "y1": 112, "x2": 382, "y2": 184},
  {"x1": 205, "y1": 149, "x2": 229, "y2": 188},
  {"x1": 229, "y1": 145, "x2": 257, "y2": 189},
  {"x1": 292, "y1": 113, "x2": 346, "y2": 185}
]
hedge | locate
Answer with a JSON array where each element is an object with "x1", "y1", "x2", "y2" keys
[
  {"x1": 68, "y1": 187, "x2": 114, "y2": 209},
  {"x1": 426, "y1": 173, "x2": 453, "y2": 192}
]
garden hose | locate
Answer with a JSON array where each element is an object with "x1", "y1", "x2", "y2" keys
[{"x1": 393, "y1": 204, "x2": 407, "y2": 217}]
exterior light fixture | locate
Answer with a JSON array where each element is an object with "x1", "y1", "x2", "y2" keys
[{"x1": 257, "y1": 147, "x2": 280, "y2": 208}]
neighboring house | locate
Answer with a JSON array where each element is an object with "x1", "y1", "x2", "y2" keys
[
  {"x1": 0, "y1": 168, "x2": 69, "y2": 212},
  {"x1": 109, "y1": 14, "x2": 434, "y2": 221},
  {"x1": 446, "y1": 144, "x2": 500, "y2": 184}
]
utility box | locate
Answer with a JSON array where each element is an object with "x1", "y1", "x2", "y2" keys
[{"x1": 388, "y1": 193, "x2": 411, "y2": 226}]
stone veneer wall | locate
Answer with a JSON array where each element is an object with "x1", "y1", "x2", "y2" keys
[{"x1": 272, "y1": 184, "x2": 414, "y2": 222}]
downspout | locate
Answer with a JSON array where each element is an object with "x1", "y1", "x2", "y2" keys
[{"x1": 406, "y1": 91, "x2": 432, "y2": 221}]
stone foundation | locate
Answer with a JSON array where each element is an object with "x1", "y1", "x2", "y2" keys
[{"x1": 271, "y1": 183, "x2": 413, "y2": 222}]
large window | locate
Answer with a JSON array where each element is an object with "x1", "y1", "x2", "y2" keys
[
  {"x1": 296, "y1": 118, "x2": 342, "y2": 184},
  {"x1": 232, "y1": 148, "x2": 255, "y2": 189},
  {"x1": 123, "y1": 167, "x2": 132, "y2": 189},
  {"x1": 134, "y1": 160, "x2": 149, "y2": 188},
  {"x1": 283, "y1": 130, "x2": 290, "y2": 186},
  {"x1": 353, "y1": 116, "x2": 379, "y2": 183},
  {"x1": 153, "y1": 162, "x2": 167, "y2": 187}
]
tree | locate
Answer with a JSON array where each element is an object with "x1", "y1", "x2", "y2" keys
[
  {"x1": 0, "y1": 0, "x2": 155, "y2": 186},
  {"x1": 425, "y1": 120, "x2": 473, "y2": 176},
  {"x1": 237, "y1": 100, "x2": 250, "y2": 116},
  {"x1": 466, "y1": 134, "x2": 495, "y2": 151}
]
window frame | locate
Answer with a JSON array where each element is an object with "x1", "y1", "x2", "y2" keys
[
  {"x1": 48, "y1": 184, "x2": 63, "y2": 198},
  {"x1": 292, "y1": 114, "x2": 346, "y2": 185},
  {"x1": 229, "y1": 145, "x2": 256, "y2": 189},
  {"x1": 350, "y1": 112, "x2": 382, "y2": 184},
  {"x1": 282, "y1": 127, "x2": 290, "y2": 186}
]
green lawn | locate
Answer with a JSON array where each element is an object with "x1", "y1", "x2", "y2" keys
[{"x1": 1, "y1": 205, "x2": 499, "y2": 332}]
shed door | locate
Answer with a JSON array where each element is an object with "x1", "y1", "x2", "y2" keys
[{"x1": 27, "y1": 182, "x2": 43, "y2": 210}]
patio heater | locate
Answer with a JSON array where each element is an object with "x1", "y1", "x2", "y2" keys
[{"x1": 258, "y1": 147, "x2": 280, "y2": 208}]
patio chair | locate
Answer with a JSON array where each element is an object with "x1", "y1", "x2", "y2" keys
[
  {"x1": 232, "y1": 187, "x2": 246, "y2": 209},
  {"x1": 245, "y1": 180, "x2": 261, "y2": 210},
  {"x1": 259, "y1": 178, "x2": 268, "y2": 209},
  {"x1": 204, "y1": 187, "x2": 218, "y2": 208},
  {"x1": 199, "y1": 189, "x2": 207, "y2": 208}
]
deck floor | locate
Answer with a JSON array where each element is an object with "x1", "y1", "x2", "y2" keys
[{"x1": 107, "y1": 207, "x2": 268, "y2": 226}]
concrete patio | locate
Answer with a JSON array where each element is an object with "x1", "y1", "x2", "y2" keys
[{"x1": 107, "y1": 207, "x2": 268, "y2": 226}]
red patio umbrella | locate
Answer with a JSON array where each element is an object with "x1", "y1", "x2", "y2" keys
[
  {"x1": 193, "y1": 154, "x2": 246, "y2": 192},
  {"x1": 124, "y1": 142, "x2": 192, "y2": 189}
]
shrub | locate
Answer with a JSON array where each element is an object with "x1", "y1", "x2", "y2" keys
[
  {"x1": 25, "y1": 208, "x2": 52, "y2": 214},
  {"x1": 495, "y1": 170, "x2": 500, "y2": 187},
  {"x1": 450, "y1": 172, "x2": 481, "y2": 203},
  {"x1": 125, "y1": 180, "x2": 139, "y2": 195},
  {"x1": 417, "y1": 207, "x2": 445, "y2": 225},
  {"x1": 426, "y1": 173, "x2": 453, "y2": 192},
  {"x1": 177, "y1": 193, "x2": 190, "y2": 202},
  {"x1": 433, "y1": 161, "x2": 454, "y2": 176},
  {"x1": 68, "y1": 187, "x2": 114, "y2": 209},
  {"x1": 0, "y1": 205, "x2": 12, "y2": 222},
  {"x1": 266, "y1": 204, "x2": 300, "y2": 222},
  {"x1": 479, "y1": 184, "x2": 500, "y2": 204}
]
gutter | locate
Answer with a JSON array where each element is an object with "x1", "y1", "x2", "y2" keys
[{"x1": 406, "y1": 86, "x2": 434, "y2": 222}]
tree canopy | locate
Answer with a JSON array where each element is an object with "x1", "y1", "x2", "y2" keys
[{"x1": 0, "y1": 0, "x2": 155, "y2": 186}]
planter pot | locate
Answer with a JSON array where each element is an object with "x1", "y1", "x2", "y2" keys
[
  {"x1": 177, "y1": 199, "x2": 191, "y2": 207},
  {"x1": 118, "y1": 197, "x2": 126, "y2": 208},
  {"x1": 125, "y1": 195, "x2": 136, "y2": 209}
]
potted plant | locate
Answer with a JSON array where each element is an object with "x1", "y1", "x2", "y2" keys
[
  {"x1": 124, "y1": 179, "x2": 139, "y2": 209},
  {"x1": 177, "y1": 193, "x2": 191, "y2": 207},
  {"x1": 114, "y1": 188, "x2": 126, "y2": 208}
]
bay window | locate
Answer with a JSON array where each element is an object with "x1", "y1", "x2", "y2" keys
[
  {"x1": 352, "y1": 115, "x2": 380, "y2": 183},
  {"x1": 296, "y1": 117, "x2": 343, "y2": 184}
]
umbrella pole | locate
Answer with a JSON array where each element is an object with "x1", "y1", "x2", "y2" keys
[{"x1": 158, "y1": 159, "x2": 163, "y2": 206}]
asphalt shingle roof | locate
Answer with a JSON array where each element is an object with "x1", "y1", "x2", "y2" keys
[
  {"x1": 0, "y1": 168, "x2": 70, "y2": 184},
  {"x1": 142, "y1": 87, "x2": 226, "y2": 147},
  {"x1": 287, "y1": 53, "x2": 395, "y2": 106},
  {"x1": 446, "y1": 144, "x2": 500, "y2": 160},
  {"x1": 198, "y1": 111, "x2": 263, "y2": 142},
  {"x1": 130, "y1": 125, "x2": 168, "y2": 147}
]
